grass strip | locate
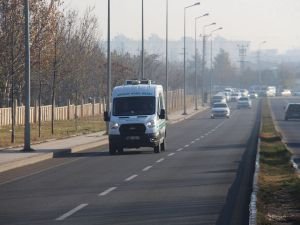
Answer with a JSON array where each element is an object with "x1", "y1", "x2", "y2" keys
[
  {"x1": 257, "y1": 98, "x2": 300, "y2": 225},
  {"x1": 0, "y1": 116, "x2": 105, "y2": 148}
]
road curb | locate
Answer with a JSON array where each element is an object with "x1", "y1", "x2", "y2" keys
[{"x1": 249, "y1": 139, "x2": 260, "y2": 225}]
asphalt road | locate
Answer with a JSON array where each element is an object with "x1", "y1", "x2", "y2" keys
[
  {"x1": 0, "y1": 100, "x2": 261, "y2": 225},
  {"x1": 269, "y1": 96, "x2": 300, "y2": 166}
]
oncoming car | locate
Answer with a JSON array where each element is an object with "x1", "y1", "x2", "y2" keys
[
  {"x1": 211, "y1": 102, "x2": 230, "y2": 119},
  {"x1": 284, "y1": 103, "x2": 300, "y2": 121}
]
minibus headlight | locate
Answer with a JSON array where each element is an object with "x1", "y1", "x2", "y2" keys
[
  {"x1": 110, "y1": 122, "x2": 119, "y2": 129},
  {"x1": 146, "y1": 120, "x2": 156, "y2": 128}
]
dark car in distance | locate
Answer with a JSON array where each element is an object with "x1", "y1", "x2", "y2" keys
[{"x1": 285, "y1": 103, "x2": 300, "y2": 120}]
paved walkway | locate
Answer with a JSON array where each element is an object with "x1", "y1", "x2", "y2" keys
[{"x1": 0, "y1": 106, "x2": 207, "y2": 173}]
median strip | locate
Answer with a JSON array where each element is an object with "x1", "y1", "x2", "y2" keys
[{"x1": 257, "y1": 99, "x2": 300, "y2": 224}]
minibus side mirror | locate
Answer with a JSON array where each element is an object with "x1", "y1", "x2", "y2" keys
[
  {"x1": 159, "y1": 109, "x2": 166, "y2": 119},
  {"x1": 104, "y1": 111, "x2": 110, "y2": 122}
]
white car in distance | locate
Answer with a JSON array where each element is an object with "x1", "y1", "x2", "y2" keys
[{"x1": 211, "y1": 102, "x2": 230, "y2": 119}]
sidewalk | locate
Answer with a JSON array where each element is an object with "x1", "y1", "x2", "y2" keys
[{"x1": 0, "y1": 106, "x2": 207, "y2": 173}]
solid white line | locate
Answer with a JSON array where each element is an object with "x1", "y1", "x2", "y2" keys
[
  {"x1": 125, "y1": 174, "x2": 138, "y2": 182},
  {"x1": 156, "y1": 158, "x2": 165, "y2": 163},
  {"x1": 176, "y1": 148, "x2": 183, "y2": 152},
  {"x1": 142, "y1": 166, "x2": 153, "y2": 171},
  {"x1": 56, "y1": 204, "x2": 88, "y2": 221},
  {"x1": 184, "y1": 145, "x2": 189, "y2": 148},
  {"x1": 98, "y1": 187, "x2": 117, "y2": 196},
  {"x1": 168, "y1": 153, "x2": 175, "y2": 157}
]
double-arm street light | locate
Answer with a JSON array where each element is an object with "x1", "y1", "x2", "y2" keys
[
  {"x1": 258, "y1": 41, "x2": 266, "y2": 85},
  {"x1": 194, "y1": 13, "x2": 209, "y2": 110},
  {"x1": 209, "y1": 27, "x2": 223, "y2": 99},
  {"x1": 201, "y1": 22, "x2": 216, "y2": 106},
  {"x1": 183, "y1": 2, "x2": 200, "y2": 115}
]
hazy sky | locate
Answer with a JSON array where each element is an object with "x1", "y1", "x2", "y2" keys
[{"x1": 63, "y1": 0, "x2": 300, "y2": 53}]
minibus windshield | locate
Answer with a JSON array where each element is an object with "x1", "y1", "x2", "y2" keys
[{"x1": 113, "y1": 96, "x2": 155, "y2": 116}]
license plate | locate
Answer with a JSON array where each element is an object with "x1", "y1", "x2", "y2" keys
[{"x1": 126, "y1": 136, "x2": 140, "y2": 140}]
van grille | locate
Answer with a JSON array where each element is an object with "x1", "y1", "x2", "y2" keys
[{"x1": 119, "y1": 124, "x2": 146, "y2": 136}]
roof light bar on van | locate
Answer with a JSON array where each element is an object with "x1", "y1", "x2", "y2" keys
[
  {"x1": 125, "y1": 80, "x2": 154, "y2": 85},
  {"x1": 125, "y1": 80, "x2": 141, "y2": 85}
]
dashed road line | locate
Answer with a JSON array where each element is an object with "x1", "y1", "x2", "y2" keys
[
  {"x1": 156, "y1": 158, "x2": 165, "y2": 163},
  {"x1": 99, "y1": 187, "x2": 117, "y2": 196},
  {"x1": 125, "y1": 174, "x2": 138, "y2": 182},
  {"x1": 168, "y1": 153, "x2": 175, "y2": 157},
  {"x1": 190, "y1": 141, "x2": 195, "y2": 144},
  {"x1": 195, "y1": 138, "x2": 200, "y2": 141},
  {"x1": 184, "y1": 144, "x2": 189, "y2": 148},
  {"x1": 142, "y1": 166, "x2": 153, "y2": 172},
  {"x1": 176, "y1": 148, "x2": 183, "y2": 152},
  {"x1": 56, "y1": 204, "x2": 88, "y2": 221},
  {"x1": 201, "y1": 136, "x2": 204, "y2": 138}
]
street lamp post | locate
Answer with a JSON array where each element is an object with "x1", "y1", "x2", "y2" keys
[
  {"x1": 23, "y1": 0, "x2": 32, "y2": 151},
  {"x1": 141, "y1": 0, "x2": 144, "y2": 80},
  {"x1": 209, "y1": 27, "x2": 222, "y2": 101},
  {"x1": 194, "y1": 13, "x2": 209, "y2": 110},
  {"x1": 201, "y1": 22, "x2": 216, "y2": 106},
  {"x1": 183, "y1": 2, "x2": 200, "y2": 115},
  {"x1": 258, "y1": 41, "x2": 266, "y2": 86},
  {"x1": 165, "y1": 0, "x2": 168, "y2": 119},
  {"x1": 106, "y1": 0, "x2": 111, "y2": 134}
]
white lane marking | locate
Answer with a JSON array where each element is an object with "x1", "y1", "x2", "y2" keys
[
  {"x1": 56, "y1": 204, "x2": 88, "y2": 221},
  {"x1": 125, "y1": 174, "x2": 138, "y2": 182},
  {"x1": 201, "y1": 136, "x2": 204, "y2": 138},
  {"x1": 156, "y1": 158, "x2": 165, "y2": 163},
  {"x1": 190, "y1": 141, "x2": 195, "y2": 144},
  {"x1": 184, "y1": 144, "x2": 189, "y2": 148},
  {"x1": 196, "y1": 138, "x2": 200, "y2": 141},
  {"x1": 176, "y1": 148, "x2": 183, "y2": 152},
  {"x1": 99, "y1": 187, "x2": 117, "y2": 196},
  {"x1": 168, "y1": 153, "x2": 175, "y2": 157},
  {"x1": 142, "y1": 166, "x2": 153, "y2": 172}
]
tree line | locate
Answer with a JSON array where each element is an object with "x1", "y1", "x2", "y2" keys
[{"x1": 1, "y1": 1, "x2": 298, "y2": 142}]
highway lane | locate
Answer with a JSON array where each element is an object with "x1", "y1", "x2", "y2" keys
[
  {"x1": 269, "y1": 96, "x2": 300, "y2": 166},
  {"x1": 0, "y1": 100, "x2": 260, "y2": 225}
]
